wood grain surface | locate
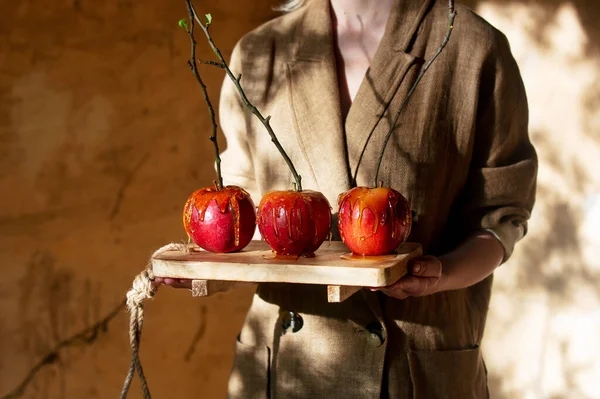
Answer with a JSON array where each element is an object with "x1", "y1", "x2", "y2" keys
[{"x1": 152, "y1": 241, "x2": 422, "y2": 288}]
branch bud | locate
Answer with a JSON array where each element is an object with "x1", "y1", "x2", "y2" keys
[{"x1": 178, "y1": 18, "x2": 188, "y2": 31}]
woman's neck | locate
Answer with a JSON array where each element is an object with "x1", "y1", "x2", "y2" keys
[{"x1": 329, "y1": 0, "x2": 395, "y2": 32}]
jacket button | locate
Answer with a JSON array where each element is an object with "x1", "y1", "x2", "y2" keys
[
  {"x1": 280, "y1": 311, "x2": 303, "y2": 334},
  {"x1": 365, "y1": 322, "x2": 386, "y2": 347}
]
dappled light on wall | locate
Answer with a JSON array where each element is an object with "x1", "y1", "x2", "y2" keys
[{"x1": 473, "y1": 2, "x2": 600, "y2": 398}]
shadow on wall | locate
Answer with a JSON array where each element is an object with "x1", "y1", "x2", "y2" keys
[
  {"x1": 451, "y1": 0, "x2": 600, "y2": 306},
  {"x1": 460, "y1": 1, "x2": 600, "y2": 398},
  {"x1": 460, "y1": 0, "x2": 600, "y2": 139},
  {"x1": 459, "y1": 0, "x2": 600, "y2": 302},
  {"x1": 464, "y1": 0, "x2": 600, "y2": 163},
  {"x1": 462, "y1": 0, "x2": 600, "y2": 53}
]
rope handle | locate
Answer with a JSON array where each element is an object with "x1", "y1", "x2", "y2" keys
[{"x1": 120, "y1": 243, "x2": 189, "y2": 399}]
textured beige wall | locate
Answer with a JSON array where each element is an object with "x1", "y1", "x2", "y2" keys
[
  {"x1": 1, "y1": 1, "x2": 599, "y2": 398},
  {"x1": 464, "y1": 1, "x2": 600, "y2": 398},
  {"x1": 0, "y1": 1, "x2": 275, "y2": 398}
]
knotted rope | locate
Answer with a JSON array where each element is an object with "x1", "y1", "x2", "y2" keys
[{"x1": 120, "y1": 243, "x2": 189, "y2": 399}]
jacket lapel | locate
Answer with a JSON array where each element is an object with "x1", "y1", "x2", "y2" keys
[
  {"x1": 287, "y1": 0, "x2": 351, "y2": 202},
  {"x1": 346, "y1": 0, "x2": 434, "y2": 186},
  {"x1": 286, "y1": 0, "x2": 433, "y2": 197}
]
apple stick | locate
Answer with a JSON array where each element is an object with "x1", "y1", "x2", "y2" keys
[
  {"x1": 180, "y1": 5, "x2": 223, "y2": 190},
  {"x1": 186, "y1": 0, "x2": 304, "y2": 192},
  {"x1": 373, "y1": 0, "x2": 457, "y2": 187}
]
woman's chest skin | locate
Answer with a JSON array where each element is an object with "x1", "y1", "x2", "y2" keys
[{"x1": 333, "y1": 18, "x2": 387, "y2": 118}]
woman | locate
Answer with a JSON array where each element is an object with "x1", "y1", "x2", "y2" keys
[{"x1": 168, "y1": 0, "x2": 537, "y2": 397}]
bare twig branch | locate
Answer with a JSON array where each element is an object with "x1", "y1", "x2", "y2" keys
[
  {"x1": 374, "y1": 0, "x2": 457, "y2": 187},
  {"x1": 183, "y1": 2, "x2": 223, "y2": 190},
  {"x1": 0, "y1": 301, "x2": 126, "y2": 399},
  {"x1": 188, "y1": 2, "x2": 303, "y2": 191},
  {"x1": 198, "y1": 59, "x2": 225, "y2": 68}
]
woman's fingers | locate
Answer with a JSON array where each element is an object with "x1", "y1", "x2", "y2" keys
[
  {"x1": 171, "y1": 280, "x2": 192, "y2": 289},
  {"x1": 375, "y1": 255, "x2": 444, "y2": 299},
  {"x1": 409, "y1": 256, "x2": 442, "y2": 278},
  {"x1": 377, "y1": 275, "x2": 424, "y2": 298},
  {"x1": 377, "y1": 283, "x2": 409, "y2": 299},
  {"x1": 398, "y1": 275, "x2": 429, "y2": 294},
  {"x1": 154, "y1": 277, "x2": 192, "y2": 289}
]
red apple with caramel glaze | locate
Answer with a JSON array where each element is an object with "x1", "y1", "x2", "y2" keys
[
  {"x1": 257, "y1": 190, "x2": 332, "y2": 256},
  {"x1": 183, "y1": 185, "x2": 256, "y2": 253},
  {"x1": 338, "y1": 187, "x2": 412, "y2": 256}
]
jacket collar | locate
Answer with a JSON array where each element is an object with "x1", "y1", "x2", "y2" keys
[
  {"x1": 292, "y1": 0, "x2": 432, "y2": 60},
  {"x1": 287, "y1": 0, "x2": 433, "y2": 200}
]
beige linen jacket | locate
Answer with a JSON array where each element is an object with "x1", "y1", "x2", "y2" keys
[{"x1": 218, "y1": 0, "x2": 537, "y2": 397}]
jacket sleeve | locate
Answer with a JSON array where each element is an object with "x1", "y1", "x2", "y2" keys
[
  {"x1": 459, "y1": 30, "x2": 538, "y2": 262},
  {"x1": 218, "y1": 41, "x2": 260, "y2": 203}
]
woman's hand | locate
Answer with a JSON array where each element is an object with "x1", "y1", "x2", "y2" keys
[
  {"x1": 373, "y1": 256, "x2": 444, "y2": 299},
  {"x1": 154, "y1": 277, "x2": 192, "y2": 289},
  {"x1": 373, "y1": 232, "x2": 506, "y2": 299}
]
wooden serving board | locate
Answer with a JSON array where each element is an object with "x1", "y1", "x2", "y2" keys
[{"x1": 152, "y1": 241, "x2": 422, "y2": 302}]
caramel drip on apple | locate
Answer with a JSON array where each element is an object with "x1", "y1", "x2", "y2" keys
[
  {"x1": 272, "y1": 207, "x2": 279, "y2": 238},
  {"x1": 229, "y1": 194, "x2": 241, "y2": 247},
  {"x1": 264, "y1": 192, "x2": 306, "y2": 243},
  {"x1": 342, "y1": 187, "x2": 403, "y2": 241},
  {"x1": 296, "y1": 206, "x2": 303, "y2": 242},
  {"x1": 286, "y1": 206, "x2": 293, "y2": 241},
  {"x1": 340, "y1": 252, "x2": 398, "y2": 261},
  {"x1": 260, "y1": 190, "x2": 330, "y2": 256},
  {"x1": 401, "y1": 202, "x2": 412, "y2": 241},
  {"x1": 183, "y1": 196, "x2": 195, "y2": 234},
  {"x1": 185, "y1": 185, "x2": 251, "y2": 248},
  {"x1": 388, "y1": 193, "x2": 398, "y2": 240},
  {"x1": 306, "y1": 196, "x2": 319, "y2": 247}
]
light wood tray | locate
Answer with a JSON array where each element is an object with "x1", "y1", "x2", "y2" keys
[{"x1": 152, "y1": 241, "x2": 422, "y2": 302}]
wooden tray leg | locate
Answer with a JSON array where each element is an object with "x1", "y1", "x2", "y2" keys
[
  {"x1": 327, "y1": 285, "x2": 361, "y2": 303},
  {"x1": 191, "y1": 280, "x2": 241, "y2": 297}
]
